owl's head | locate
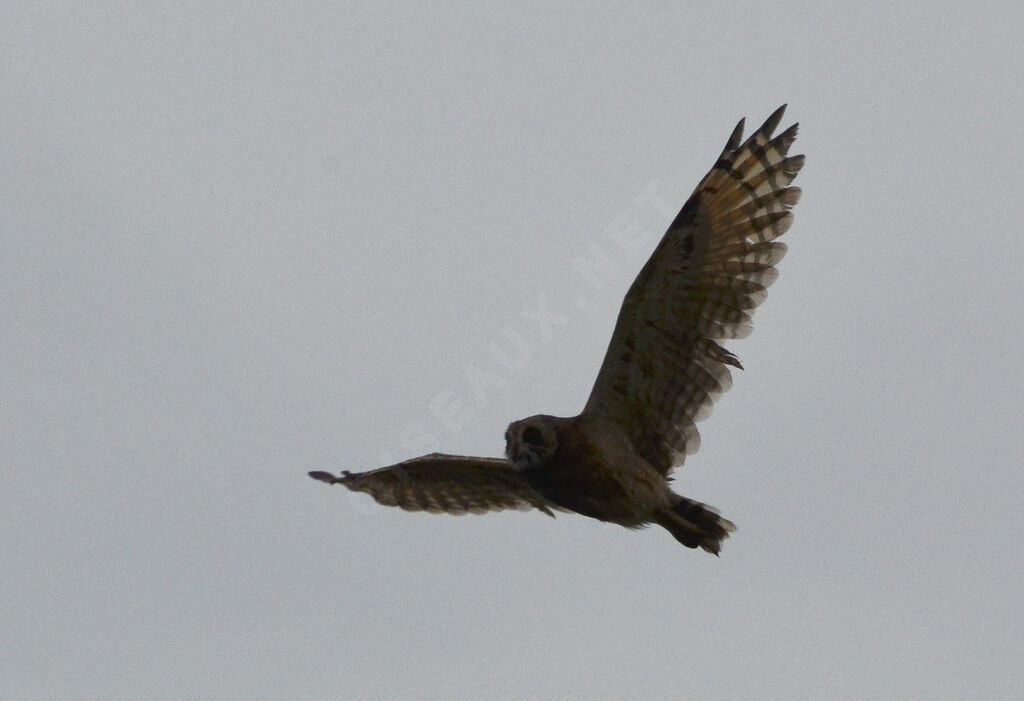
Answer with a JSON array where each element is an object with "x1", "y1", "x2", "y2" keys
[{"x1": 504, "y1": 415, "x2": 559, "y2": 471}]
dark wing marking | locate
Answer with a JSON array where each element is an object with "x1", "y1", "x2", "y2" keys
[
  {"x1": 310, "y1": 453, "x2": 557, "y2": 516},
  {"x1": 583, "y1": 105, "x2": 804, "y2": 475}
]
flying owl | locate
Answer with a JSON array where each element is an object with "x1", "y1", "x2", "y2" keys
[{"x1": 311, "y1": 106, "x2": 803, "y2": 555}]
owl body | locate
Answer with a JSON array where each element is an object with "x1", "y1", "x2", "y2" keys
[{"x1": 512, "y1": 414, "x2": 670, "y2": 526}]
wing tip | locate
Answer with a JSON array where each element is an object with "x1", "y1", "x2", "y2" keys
[
  {"x1": 721, "y1": 105, "x2": 797, "y2": 161},
  {"x1": 309, "y1": 470, "x2": 344, "y2": 484},
  {"x1": 723, "y1": 117, "x2": 745, "y2": 153},
  {"x1": 765, "y1": 103, "x2": 787, "y2": 132}
]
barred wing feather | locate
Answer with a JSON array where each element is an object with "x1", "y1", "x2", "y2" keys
[
  {"x1": 583, "y1": 105, "x2": 804, "y2": 476},
  {"x1": 310, "y1": 453, "x2": 557, "y2": 516}
]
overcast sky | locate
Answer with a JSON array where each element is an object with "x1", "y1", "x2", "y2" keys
[{"x1": 4, "y1": 2, "x2": 1023, "y2": 699}]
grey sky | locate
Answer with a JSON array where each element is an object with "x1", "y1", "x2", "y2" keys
[{"x1": 4, "y1": 2, "x2": 1022, "y2": 699}]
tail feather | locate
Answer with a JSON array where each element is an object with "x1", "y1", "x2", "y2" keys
[{"x1": 654, "y1": 496, "x2": 736, "y2": 556}]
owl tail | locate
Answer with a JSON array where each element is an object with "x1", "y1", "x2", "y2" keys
[{"x1": 654, "y1": 497, "x2": 736, "y2": 556}]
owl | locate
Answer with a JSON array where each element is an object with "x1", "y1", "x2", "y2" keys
[{"x1": 311, "y1": 106, "x2": 803, "y2": 555}]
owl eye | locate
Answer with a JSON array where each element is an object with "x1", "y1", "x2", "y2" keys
[{"x1": 522, "y1": 426, "x2": 543, "y2": 446}]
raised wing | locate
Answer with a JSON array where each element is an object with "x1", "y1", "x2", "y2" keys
[
  {"x1": 310, "y1": 453, "x2": 557, "y2": 516},
  {"x1": 583, "y1": 106, "x2": 803, "y2": 475}
]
